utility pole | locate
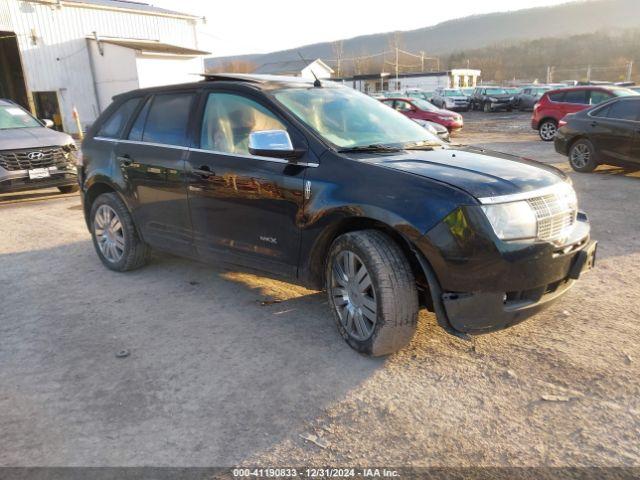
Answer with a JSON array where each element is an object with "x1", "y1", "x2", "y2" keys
[
  {"x1": 395, "y1": 47, "x2": 399, "y2": 88},
  {"x1": 627, "y1": 60, "x2": 634, "y2": 82},
  {"x1": 420, "y1": 51, "x2": 425, "y2": 72},
  {"x1": 586, "y1": 65, "x2": 592, "y2": 82}
]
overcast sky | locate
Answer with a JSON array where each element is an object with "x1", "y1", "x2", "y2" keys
[{"x1": 153, "y1": 0, "x2": 574, "y2": 58}]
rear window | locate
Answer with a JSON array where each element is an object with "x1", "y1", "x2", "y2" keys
[
  {"x1": 140, "y1": 93, "x2": 194, "y2": 147},
  {"x1": 547, "y1": 91, "x2": 565, "y2": 102},
  {"x1": 98, "y1": 98, "x2": 140, "y2": 138}
]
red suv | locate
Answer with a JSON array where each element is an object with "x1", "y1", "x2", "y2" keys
[
  {"x1": 380, "y1": 97, "x2": 463, "y2": 132},
  {"x1": 532, "y1": 86, "x2": 638, "y2": 141}
]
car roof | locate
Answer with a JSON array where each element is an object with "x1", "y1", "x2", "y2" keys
[
  {"x1": 380, "y1": 97, "x2": 412, "y2": 101},
  {"x1": 0, "y1": 98, "x2": 15, "y2": 106},
  {"x1": 113, "y1": 73, "x2": 337, "y2": 100}
]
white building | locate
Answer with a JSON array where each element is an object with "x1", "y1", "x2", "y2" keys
[
  {"x1": 253, "y1": 58, "x2": 334, "y2": 80},
  {"x1": 340, "y1": 69, "x2": 482, "y2": 94},
  {"x1": 0, "y1": 0, "x2": 208, "y2": 134}
]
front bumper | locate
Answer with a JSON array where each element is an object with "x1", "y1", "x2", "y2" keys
[
  {"x1": 417, "y1": 206, "x2": 595, "y2": 334},
  {"x1": 0, "y1": 167, "x2": 77, "y2": 193},
  {"x1": 442, "y1": 239, "x2": 596, "y2": 333}
]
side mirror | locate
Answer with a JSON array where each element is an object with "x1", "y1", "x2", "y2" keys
[
  {"x1": 249, "y1": 130, "x2": 304, "y2": 160},
  {"x1": 41, "y1": 119, "x2": 54, "y2": 128}
]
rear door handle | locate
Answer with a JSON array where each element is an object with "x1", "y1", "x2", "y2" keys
[
  {"x1": 192, "y1": 165, "x2": 215, "y2": 178},
  {"x1": 117, "y1": 154, "x2": 132, "y2": 166},
  {"x1": 590, "y1": 121, "x2": 598, "y2": 128}
]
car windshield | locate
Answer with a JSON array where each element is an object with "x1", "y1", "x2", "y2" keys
[
  {"x1": 534, "y1": 87, "x2": 551, "y2": 94},
  {"x1": 613, "y1": 88, "x2": 640, "y2": 97},
  {"x1": 410, "y1": 98, "x2": 439, "y2": 111},
  {"x1": 443, "y1": 90, "x2": 463, "y2": 96},
  {"x1": 0, "y1": 104, "x2": 42, "y2": 130},
  {"x1": 274, "y1": 87, "x2": 440, "y2": 149},
  {"x1": 485, "y1": 88, "x2": 508, "y2": 95}
]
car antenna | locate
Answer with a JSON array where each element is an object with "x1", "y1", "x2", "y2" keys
[{"x1": 297, "y1": 52, "x2": 322, "y2": 87}]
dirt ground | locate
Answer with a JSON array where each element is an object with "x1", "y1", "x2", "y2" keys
[{"x1": 1, "y1": 111, "x2": 639, "y2": 468}]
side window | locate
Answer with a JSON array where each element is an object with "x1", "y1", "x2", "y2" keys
[
  {"x1": 394, "y1": 100, "x2": 412, "y2": 112},
  {"x1": 142, "y1": 93, "x2": 194, "y2": 146},
  {"x1": 591, "y1": 104, "x2": 611, "y2": 118},
  {"x1": 200, "y1": 92, "x2": 287, "y2": 155},
  {"x1": 562, "y1": 90, "x2": 588, "y2": 104},
  {"x1": 590, "y1": 90, "x2": 614, "y2": 105},
  {"x1": 128, "y1": 97, "x2": 151, "y2": 141},
  {"x1": 97, "y1": 98, "x2": 140, "y2": 138},
  {"x1": 605, "y1": 100, "x2": 639, "y2": 121},
  {"x1": 523, "y1": 89, "x2": 531, "y2": 95},
  {"x1": 548, "y1": 92, "x2": 565, "y2": 102}
]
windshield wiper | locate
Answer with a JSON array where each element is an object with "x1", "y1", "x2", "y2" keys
[
  {"x1": 403, "y1": 140, "x2": 442, "y2": 150},
  {"x1": 338, "y1": 144, "x2": 402, "y2": 153}
]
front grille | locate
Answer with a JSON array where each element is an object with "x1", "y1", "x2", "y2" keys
[
  {"x1": 527, "y1": 193, "x2": 577, "y2": 243},
  {"x1": 0, "y1": 147, "x2": 70, "y2": 171}
]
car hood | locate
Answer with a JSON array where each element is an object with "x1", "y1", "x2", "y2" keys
[
  {"x1": 0, "y1": 128, "x2": 74, "y2": 150},
  {"x1": 488, "y1": 94, "x2": 513, "y2": 100},
  {"x1": 353, "y1": 146, "x2": 567, "y2": 199},
  {"x1": 445, "y1": 96, "x2": 468, "y2": 101}
]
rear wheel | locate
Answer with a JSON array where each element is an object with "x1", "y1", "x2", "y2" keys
[
  {"x1": 539, "y1": 119, "x2": 558, "y2": 141},
  {"x1": 90, "y1": 192, "x2": 150, "y2": 272},
  {"x1": 58, "y1": 185, "x2": 79, "y2": 194},
  {"x1": 569, "y1": 139, "x2": 598, "y2": 172},
  {"x1": 326, "y1": 230, "x2": 419, "y2": 356}
]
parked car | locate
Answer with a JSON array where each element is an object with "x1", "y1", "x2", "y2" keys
[
  {"x1": 555, "y1": 96, "x2": 640, "y2": 172},
  {"x1": 532, "y1": 86, "x2": 638, "y2": 141},
  {"x1": 470, "y1": 86, "x2": 514, "y2": 112},
  {"x1": 460, "y1": 87, "x2": 475, "y2": 98},
  {"x1": 516, "y1": 86, "x2": 552, "y2": 111},
  {"x1": 79, "y1": 74, "x2": 596, "y2": 356},
  {"x1": 380, "y1": 97, "x2": 463, "y2": 132},
  {"x1": 0, "y1": 99, "x2": 78, "y2": 194},
  {"x1": 404, "y1": 89, "x2": 435, "y2": 102},
  {"x1": 431, "y1": 88, "x2": 471, "y2": 111},
  {"x1": 631, "y1": 86, "x2": 640, "y2": 94},
  {"x1": 412, "y1": 118, "x2": 450, "y2": 142}
]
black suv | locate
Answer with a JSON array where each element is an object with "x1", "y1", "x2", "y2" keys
[
  {"x1": 471, "y1": 86, "x2": 515, "y2": 112},
  {"x1": 0, "y1": 99, "x2": 78, "y2": 194},
  {"x1": 79, "y1": 74, "x2": 596, "y2": 356}
]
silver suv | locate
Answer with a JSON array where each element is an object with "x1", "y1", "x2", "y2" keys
[{"x1": 0, "y1": 99, "x2": 78, "y2": 194}]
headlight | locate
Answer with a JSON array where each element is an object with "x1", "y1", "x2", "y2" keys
[
  {"x1": 482, "y1": 201, "x2": 537, "y2": 242},
  {"x1": 489, "y1": 97, "x2": 498, "y2": 102}
]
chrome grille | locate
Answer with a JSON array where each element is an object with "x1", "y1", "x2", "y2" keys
[
  {"x1": 527, "y1": 193, "x2": 577, "y2": 243},
  {"x1": 0, "y1": 147, "x2": 69, "y2": 171}
]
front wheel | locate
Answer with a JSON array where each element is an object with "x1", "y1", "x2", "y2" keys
[
  {"x1": 326, "y1": 230, "x2": 419, "y2": 356},
  {"x1": 569, "y1": 139, "x2": 598, "y2": 172},
  {"x1": 483, "y1": 102, "x2": 492, "y2": 113},
  {"x1": 539, "y1": 119, "x2": 558, "y2": 141},
  {"x1": 90, "y1": 192, "x2": 150, "y2": 272}
]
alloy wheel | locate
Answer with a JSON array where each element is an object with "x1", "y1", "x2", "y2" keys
[
  {"x1": 94, "y1": 204, "x2": 125, "y2": 263},
  {"x1": 330, "y1": 250, "x2": 377, "y2": 341},
  {"x1": 540, "y1": 121, "x2": 557, "y2": 140},
  {"x1": 570, "y1": 143, "x2": 591, "y2": 169}
]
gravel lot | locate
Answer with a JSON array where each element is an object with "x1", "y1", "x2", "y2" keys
[{"x1": 1, "y1": 111, "x2": 639, "y2": 468}]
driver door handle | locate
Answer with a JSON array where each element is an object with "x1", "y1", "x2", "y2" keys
[{"x1": 192, "y1": 165, "x2": 215, "y2": 178}]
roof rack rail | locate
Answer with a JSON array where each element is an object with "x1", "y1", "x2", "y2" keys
[{"x1": 199, "y1": 73, "x2": 263, "y2": 83}]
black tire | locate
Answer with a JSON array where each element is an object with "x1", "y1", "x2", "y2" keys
[
  {"x1": 90, "y1": 192, "x2": 150, "y2": 272},
  {"x1": 569, "y1": 138, "x2": 598, "y2": 173},
  {"x1": 58, "y1": 185, "x2": 79, "y2": 194},
  {"x1": 325, "y1": 230, "x2": 419, "y2": 356},
  {"x1": 483, "y1": 102, "x2": 492, "y2": 113},
  {"x1": 538, "y1": 119, "x2": 558, "y2": 141}
]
